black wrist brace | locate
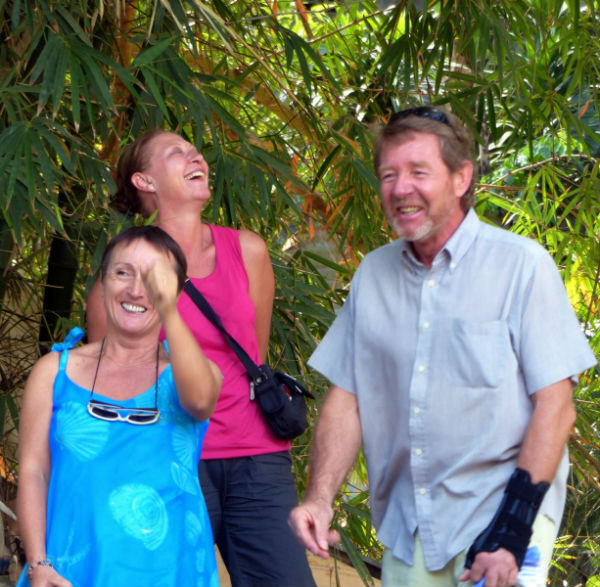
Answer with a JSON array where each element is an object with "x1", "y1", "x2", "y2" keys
[{"x1": 464, "y1": 468, "x2": 550, "y2": 569}]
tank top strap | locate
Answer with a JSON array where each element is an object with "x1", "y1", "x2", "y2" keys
[
  {"x1": 50, "y1": 326, "x2": 85, "y2": 352},
  {"x1": 50, "y1": 326, "x2": 85, "y2": 373},
  {"x1": 208, "y1": 224, "x2": 243, "y2": 263},
  {"x1": 57, "y1": 348, "x2": 70, "y2": 372}
]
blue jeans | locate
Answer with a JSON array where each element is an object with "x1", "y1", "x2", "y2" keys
[{"x1": 199, "y1": 451, "x2": 316, "y2": 587}]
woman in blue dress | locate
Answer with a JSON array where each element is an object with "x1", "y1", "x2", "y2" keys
[{"x1": 16, "y1": 225, "x2": 222, "y2": 587}]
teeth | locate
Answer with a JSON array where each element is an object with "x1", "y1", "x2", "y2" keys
[
  {"x1": 185, "y1": 171, "x2": 205, "y2": 180},
  {"x1": 400, "y1": 206, "x2": 420, "y2": 213},
  {"x1": 122, "y1": 302, "x2": 146, "y2": 313}
]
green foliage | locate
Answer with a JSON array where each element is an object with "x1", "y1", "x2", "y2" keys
[
  {"x1": 1, "y1": 0, "x2": 600, "y2": 583},
  {"x1": 478, "y1": 130, "x2": 600, "y2": 585}
]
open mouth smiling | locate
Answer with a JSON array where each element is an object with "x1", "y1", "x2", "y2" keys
[
  {"x1": 398, "y1": 206, "x2": 421, "y2": 214},
  {"x1": 184, "y1": 170, "x2": 205, "y2": 180},
  {"x1": 121, "y1": 302, "x2": 146, "y2": 314}
]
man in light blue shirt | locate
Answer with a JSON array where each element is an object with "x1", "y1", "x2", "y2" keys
[{"x1": 289, "y1": 107, "x2": 596, "y2": 587}]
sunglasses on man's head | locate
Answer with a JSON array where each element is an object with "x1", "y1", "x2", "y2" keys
[
  {"x1": 87, "y1": 400, "x2": 160, "y2": 425},
  {"x1": 389, "y1": 106, "x2": 451, "y2": 127}
]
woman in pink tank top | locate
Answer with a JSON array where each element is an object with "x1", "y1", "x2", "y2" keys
[{"x1": 87, "y1": 130, "x2": 315, "y2": 587}]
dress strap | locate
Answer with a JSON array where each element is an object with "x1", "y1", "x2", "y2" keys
[
  {"x1": 56, "y1": 349, "x2": 69, "y2": 371},
  {"x1": 51, "y1": 327, "x2": 85, "y2": 352},
  {"x1": 51, "y1": 327, "x2": 85, "y2": 371}
]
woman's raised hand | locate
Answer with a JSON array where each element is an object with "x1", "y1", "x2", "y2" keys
[{"x1": 142, "y1": 255, "x2": 179, "y2": 320}]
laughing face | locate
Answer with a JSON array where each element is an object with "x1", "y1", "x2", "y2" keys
[
  {"x1": 378, "y1": 131, "x2": 472, "y2": 265},
  {"x1": 102, "y1": 239, "x2": 175, "y2": 336},
  {"x1": 131, "y1": 132, "x2": 211, "y2": 213}
]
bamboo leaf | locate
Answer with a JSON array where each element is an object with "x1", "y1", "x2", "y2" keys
[
  {"x1": 132, "y1": 37, "x2": 177, "y2": 68},
  {"x1": 35, "y1": 34, "x2": 59, "y2": 113},
  {"x1": 51, "y1": 37, "x2": 70, "y2": 117},
  {"x1": 336, "y1": 525, "x2": 375, "y2": 587},
  {"x1": 140, "y1": 67, "x2": 172, "y2": 122},
  {"x1": 69, "y1": 52, "x2": 82, "y2": 131},
  {"x1": 53, "y1": 4, "x2": 94, "y2": 46}
]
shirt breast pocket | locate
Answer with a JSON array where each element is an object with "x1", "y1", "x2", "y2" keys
[{"x1": 444, "y1": 319, "x2": 511, "y2": 389}]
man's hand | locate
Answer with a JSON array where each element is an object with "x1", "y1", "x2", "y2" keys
[
  {"x1": 459, "y1": 548, "x2": 518, "y2": 587},
  {"x1": 288, "y1": 498, "x2": 340, "y2": 559},
  {"x1": 288, "y1": 386, "x2": 361, "y2": 558}
]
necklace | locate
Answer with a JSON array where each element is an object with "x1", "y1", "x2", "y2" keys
[
  {"x1": 87, "y1": 339, "x2": 161, "y2": 425},
  {"x1": 90, "y1": 338, "x2": 160, "y2": 408}
]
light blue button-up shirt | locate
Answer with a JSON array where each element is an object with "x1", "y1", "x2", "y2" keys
[{"x1": 309, "y1": 209, "x2": 596, "y2": 570}]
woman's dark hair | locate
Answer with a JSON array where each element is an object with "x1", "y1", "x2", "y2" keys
[
  {"x1": 374, "y1": 107, "x2": 478, "y2": 211},
  {"x1": 100, "y1": 225, "x2": 187, "y2": 292},
  {"x1": 112, "y1": 129, "x2": 170, "y2": 216}
]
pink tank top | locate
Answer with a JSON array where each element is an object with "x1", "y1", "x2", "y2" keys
[{"x1": 164, "y1": 224, "x2": 290, "y2": 459}]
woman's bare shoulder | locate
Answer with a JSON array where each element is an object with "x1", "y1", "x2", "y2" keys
[
  {"x1": 68, "y1": 341, "x2": 102, "y2": 358},
  {"x1": 29, "y1": 350, "x2": 60, "y2": 377},
  {"x1": 64, "y1": 342, "x2": 102, "y2": 372},
  {"x1": 238, "y1": 228, "x2": 269, "y2": 261}
]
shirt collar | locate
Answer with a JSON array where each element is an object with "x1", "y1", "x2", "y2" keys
[
  {"x1": 443, "y1": 208, "x2": 479, "y2": 270},
  {"x1": 399, "y1": 208, "x2": 480, "y2": 271}
]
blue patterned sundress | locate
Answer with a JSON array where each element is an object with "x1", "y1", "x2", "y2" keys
[{"x1": 18, "y1": 338, "x2": 218, "y2": 587}]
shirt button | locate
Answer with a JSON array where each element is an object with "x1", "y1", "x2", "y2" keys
[
  {"x1": 423, "y1": 321, "x2": 430, "y2": 329},
  {"x1": 450, "y1": 262, "x2": 456, "y2": 269},
  {"x1": 427, "y1": 279, "x2": 435, "y2": 287},
  {"x1": 418, "y1": 365, "x2": 425, "y2": 373},
  {"x1": 419, "y1": 488, "x2": 427, "y2": 495},
  {"x1": 413, "y1": 407, "x2": 420, "y2": 414},
  {"x1": 415, "y1": 448, "x2": 423, "y2": 456}
]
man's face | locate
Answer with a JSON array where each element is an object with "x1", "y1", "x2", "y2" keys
[{"x1": 378, "y1": 132, "x2": 472, "y2": 260}]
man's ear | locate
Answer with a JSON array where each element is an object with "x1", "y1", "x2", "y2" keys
[
  {"x1": 454, "y1": 160, "x2": 474, "y2": 199},
  {"x1": 131, "y1": 172, "x2": 156, "y2": 192}
]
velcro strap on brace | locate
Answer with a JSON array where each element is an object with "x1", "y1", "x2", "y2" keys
[{"x1": 464, "y1": 468, "x2": 550, "y2": 570}]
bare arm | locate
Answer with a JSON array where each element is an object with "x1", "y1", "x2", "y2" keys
[
  {"x1": 461, "y1": 378, "x2": 576, "y2": 587},
  {"x1": 289, "y1": 386, "x2": 362, "y2": 558},
  {"x1": 517, "y1": 378, "x2": 575, "y2": 482},
  {"x1": 143, "y1": 257, "x2": 222, "y2": 420},
  {"x1": 239, "y1": 229, "x2": 274, "y2": 363},
  {"x1": 86, "y1": 278, "x2": 106, "y2": 343},
  {"x1": 17, "y1": 353, "x2": 72, "y2": 587}
]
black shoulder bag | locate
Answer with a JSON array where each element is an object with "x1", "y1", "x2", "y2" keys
[{"x1": 184, "y1": 280, "x2": 314, "y2": 440}]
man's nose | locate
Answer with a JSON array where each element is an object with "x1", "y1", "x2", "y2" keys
[{"x1": 392, "y1": 175, "x2": 413, "y2": 197}]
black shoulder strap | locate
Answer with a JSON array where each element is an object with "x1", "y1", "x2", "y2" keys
[{"x1": 183, "y1": 279, "x2": 262, "y2": 380}]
